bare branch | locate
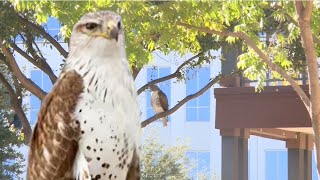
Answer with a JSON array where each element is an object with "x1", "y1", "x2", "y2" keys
[
  {"x1": 17, "y1": 15, "x2": 68, "y2": 58},
  {"x1": 137, "y1": 52, "x2": 204, "y2": 95},
  {"x1": 0, "y1": 72, "x2": 32, "y2": 143},
  {"x1": 10, "y1": 43, "x2": 57, "y2": 83},
  {"x1": 141, "y1": 71, "x2": 240, "y2": 127},
  {"x1": 178, "y1": 22, "x2": 310, "y2": 110},
  {"x1": 0, "y1": 44, "x2": 47, "y2": 100}
]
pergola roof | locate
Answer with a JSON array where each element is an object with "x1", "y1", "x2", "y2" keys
[{"x1": 214, "y1": 85, "x2": 313, "y2": 141}]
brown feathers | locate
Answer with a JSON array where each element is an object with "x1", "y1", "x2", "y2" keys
[
  {"x1": 27, "y1": 70, "x2": 84, "y2": 180},
  {"x1": 126, "y1": 148, "x2": 140, "y2": 180}
]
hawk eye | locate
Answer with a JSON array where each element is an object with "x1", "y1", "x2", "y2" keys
[
  {"x1": 85, "y1": 23, "x2": 98, "y2": 30},
  {"x1": 117, "y1": 21, "x2": 121, "y2": 29}
]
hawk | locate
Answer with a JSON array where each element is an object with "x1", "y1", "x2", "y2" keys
[
  {"x1": 150, "y1": 84, "x2": 169, "y2": 127},
  {"x1": 27, "y1": 11, "x2": 141, "y2": 180}
]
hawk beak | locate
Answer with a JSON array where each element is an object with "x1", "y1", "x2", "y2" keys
[
  {"x1": 99, "y1": 21, "x2": 119, "y2": 41},
  {"x1": 109, "y1": 27, "x2": 119, "y2": 41}
]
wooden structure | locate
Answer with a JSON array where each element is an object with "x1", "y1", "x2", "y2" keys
[{"x1": 214, "y1": 85, "x2": 314, "y2": 180}]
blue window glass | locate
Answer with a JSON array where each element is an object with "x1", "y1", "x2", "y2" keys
[
  {"x1": 265, "y1": 150, "x2": 288, "y2": 180},
  {"x1": 312, "y1": 152, "x2": 319, "y2": 180},
  {"x1": 198, "y1": 68, "x2": 210, "y2": 87},
  {"x1": 30, "y1": 95, "x2": 40, "y2": 109},
  {"x1": 186, "y1": 67, "x2": 210, "y2": 122},
  {"x1": 43, "y1": 74, "x2": 53, "y2": 93},
  {"x1": 198, "y1": 107, "x2": 210, "y2": 121},
  {"x1": 30, "y1": 109, "x2": 39, "y2": 125},
  {"x1": 45, "y1": 17, "x2": 61, "y2": 38},
  {"x1": 198, "y1": 91, "x2": 210, "y2": 106},
  {"x1": 146, "y1": 67, "x2": 171, "y2": 122},
  {"x1": 186, "y1": 108, "x2": 197, "y2": 121},
  {"x1": 31, "y1": 70, "x2": 42, "y2": 87},
  {"x1": 186, "y1": 151, "x2": 210, "y2": 179},
  {"x1": 198, "y1": 152, "x2": 210, "y2": 178},
  {"x1": 186, "y1": 98, "x2": 197, "y2": 107},
  {"x1": 186, "y1": 152, "x2": 197, "y2": 179}
]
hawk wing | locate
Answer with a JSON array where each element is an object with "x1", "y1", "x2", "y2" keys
[
  {"x1": 27, "y1": 70, "x2": 84, "y2": 180},
  {"x1": 126, "y1": 147, "x2": 140, "y2": 180},
  {"x1": 158, "y1": 90, "x2": 169, "y2": 111}
]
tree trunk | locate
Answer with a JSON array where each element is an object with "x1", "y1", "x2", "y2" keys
[{"x1": 294, "y1": 0, "x2": 320, "y2": 175}]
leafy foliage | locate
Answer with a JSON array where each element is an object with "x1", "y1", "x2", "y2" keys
[
  {"x1": 140, "y1": 130, "x2": 190, "y2": 180},
  {"x1": 0, "y1": 86, "x2": 24, "y2": 180},
  {"x1": 10, "y1": 1, "x2": 320, "y2": 89}
]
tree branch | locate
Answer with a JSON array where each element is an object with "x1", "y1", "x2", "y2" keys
[
  {"x1": 10, "y1": 43, "x2": 57, "y2": 83},
  {"x1": 303, "y1": 1, "x2": 313, "y2": 21},
  {"x1": 17, "y1": 15, "x2": 68, "y2": 58},
  {"x1": 141, "y1": 71, "x2": 240, "y2": 128},
  {"x1": 137, "y1": 52, "x2": 204, "y2": 95},
  {"x1": 294, "y1": 1, "x2": 304, "y2": 17},
  {"x1": 0, "y1": 72, "x2": 32, "y2": 143},
  {"x1": 131, "y1": 66, "x2": 141, "y2": 80},
  {"x1": 0, "y1": 44, "x2": 47, "y2": 100},
  {"x1": 273, "y1": 2, "x2": 320, "y2": 45},
  {"x1": 283, "y1": 12, "x2": 320, "y2": 45},
  {"x1": 294, "y1": 0, "x2": 320, "y2": 172},
  {"x1": 178, "y1": 22, "x2": 311, "y2": 110}
]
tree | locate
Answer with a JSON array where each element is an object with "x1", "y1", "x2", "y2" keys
[
  {"x1": 140, "y1": 129, "x2": 190, "y2": 180},
  {"x1": 0, "y1": 0, "x2": 237, "y2": 143},
  {"x1": 0, "y1": 86, "x2": 25, "y2": 179},
  {"x1": 174, "y1": 0, "x2": 320, "y2": 175},
  {"x1": 3, "y1": 0, "x2": 320, "y2": 175}
]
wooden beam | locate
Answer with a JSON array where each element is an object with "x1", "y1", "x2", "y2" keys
[{"x1": 250, "y1": 128, "x2": 298, "y2": 141}]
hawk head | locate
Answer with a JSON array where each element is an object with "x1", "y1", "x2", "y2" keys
[
  {"x1": 68, "y1": 11, "x2": 125, "y2": 58},
  {"x1": 150, "y1": 84, "x2": 161, "y2": 92}
]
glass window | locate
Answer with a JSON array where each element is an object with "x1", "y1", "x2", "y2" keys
[
  {"x1": 31, "y1": 70, "x2": 42, "y2": 87},
  {"x1": 265, "y1": 150, "x2": 288, "y2": 180},
  {"x1": 30, "y1": 109, "x2": 39, "y2": 125},
  {"x1": 186, "y1": 67, "x2": 211, "y2": 122},
  {"x1": 44, "y1": 17, "x2": 61, "y2": 39},
  {"x1": 146, "y1": 67, "x2": 171, "y2": 122},
  {"x1": 312, "y1": 152, "x2": 319, "y2": 180},
  {"x1": 186, "y1": 108, "x2": 197, "y2": 121},
  {"x1": 30, "y1": 94, "x2": 40, "y2": 110},
  {"x1": 43, "y1": 74, "x2": 53, "y2": 93},
  {"x1": 186, "y1": 151, "x2": 211, "y2": 179},
  {"x1": 186, "y1": 152, "x2": 197, "y2": 179}
]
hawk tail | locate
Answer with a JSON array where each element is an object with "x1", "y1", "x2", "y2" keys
[{"x1": 161, "y1": 117, "x2": 168, "y2": 127}]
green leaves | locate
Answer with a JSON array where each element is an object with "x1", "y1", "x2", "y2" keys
[
  {"x1": 141, "y1": 129, "x2": 190, "y2": 180},
  {"x1": 8, "y1": 0, "x2": 320, "y2": 90}
]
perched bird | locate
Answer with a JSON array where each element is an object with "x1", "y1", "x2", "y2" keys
[
  {"x1": 150, "y1": 84, "x2": 169, "y2": 127},
  {"x1": 27, "y1": 11, "x2": 141, "y2": 180}
]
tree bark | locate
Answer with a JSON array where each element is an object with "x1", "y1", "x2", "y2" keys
[
  {"x1": 0, "y1": 72, "x2": 32, "y2": 143},
  {"x1": 0, "y1": 45, "x2": 47, "y2": 100},
  {"x1": 10, "y1": 43, "x2": 57, "y2": 84},
  {"x1": 17, "y1": 15, "x2": 68, "y2": 58},
  {"x1": 294, "y1": 0, "x2": 320, "y2": 174}
]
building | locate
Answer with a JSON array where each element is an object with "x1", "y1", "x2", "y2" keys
[{"x1": 15, "y1": 17, "x2": 319, "y2": 180}]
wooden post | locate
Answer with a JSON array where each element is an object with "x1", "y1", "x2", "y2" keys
[
  {"x1": 221, "y1": 128, "x2": 249, "y2": 180},
  {"x1": 286, "y1": 133, "x2": 313, "y2": 180}
]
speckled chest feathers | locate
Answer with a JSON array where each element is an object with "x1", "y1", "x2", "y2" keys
[{"x1": 63, "y1": 49, "x2": 141, "y2": 179}]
